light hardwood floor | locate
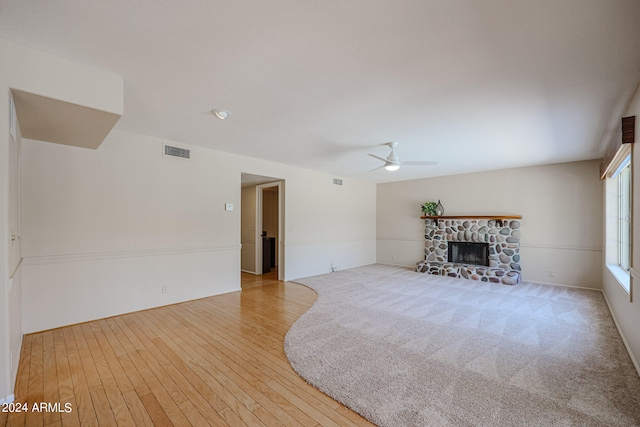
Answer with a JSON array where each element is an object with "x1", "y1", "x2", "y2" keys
[{"x1": 2, "y1": 272, "x2": 374, "y2": 426}]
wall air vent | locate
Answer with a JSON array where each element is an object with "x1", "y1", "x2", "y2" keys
[
  {"x1": 333, "y1": 178, "x2": 343, "y2": 186},
  {"x1": 164, "y1": 144, "x2": 190, "y2": 159}
]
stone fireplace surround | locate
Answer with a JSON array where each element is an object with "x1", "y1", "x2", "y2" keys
[{"x1": 416, "y1": 217, "x2": 521, "y2": 285}]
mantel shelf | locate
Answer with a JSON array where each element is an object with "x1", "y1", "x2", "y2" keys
[{"x1": 420, "y1": 215, "x2": 522, "y2": 220}]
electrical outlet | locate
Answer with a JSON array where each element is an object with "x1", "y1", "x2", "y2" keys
[
  {"x1": 162, "y1": 285, "x2": 168, "y2": 294},
  {"x1": 391, "y1": 254, "x2": 396, "y2": 260},
  {"x1": 548, "y1": 270, "x2": 555, "y2": 277}
]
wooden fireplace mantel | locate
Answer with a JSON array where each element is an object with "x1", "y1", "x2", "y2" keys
[
  {"x1": 420, "y1": 215, "x2": 522, "y2": 226},
  {"x1": 420, "y1": 215, "x2": 522, "y2": 220}
]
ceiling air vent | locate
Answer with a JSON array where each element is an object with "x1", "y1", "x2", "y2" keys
[
  {"x1": 164, "y1": 144, "x2": 190, "y2": 159},
  {"x1": 333, "y1": 178, "x2": 343, "y2": 186}
]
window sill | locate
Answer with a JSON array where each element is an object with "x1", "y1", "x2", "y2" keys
[{"x1": 607, "y1": 264, "x2": 631, "y2": 293}]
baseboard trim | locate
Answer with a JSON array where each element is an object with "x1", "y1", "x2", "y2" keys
[
  {"x1": 524, "y1": 279, "x2": 601, "y2": 291},
  {"x1": 0, "y1": 394, "x2": 15, "y2": 405},
  {"x1": 601, "y1": 291, "x2": 640, "y2": 377},
  {"x1": 379, "y1": 262, "x2": 415, "y2": 269}
]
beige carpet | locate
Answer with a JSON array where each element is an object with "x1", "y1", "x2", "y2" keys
[{"x1": 285, "y1": 264, "x2": 640, "y2": 426}]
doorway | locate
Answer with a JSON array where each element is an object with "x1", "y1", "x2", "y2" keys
[{"x1": 241, "y1": 173, "x2": 284, "y2": 282}]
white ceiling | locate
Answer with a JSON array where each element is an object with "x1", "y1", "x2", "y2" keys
[{"x1": 1, "y1": 0, "x2": 639, "y2": 183}]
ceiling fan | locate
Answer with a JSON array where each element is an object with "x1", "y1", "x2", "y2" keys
[{"x1": 368, "y1": 142, "x2": 438, "y2": 172}]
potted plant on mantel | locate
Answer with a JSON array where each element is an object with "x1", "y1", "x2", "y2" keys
[
  {"x1": 421, "y1": 201, "x2": 437, "y2": 216},
  {"x1": 422, "y1": 200, "x2": 444, "y2": 217}
]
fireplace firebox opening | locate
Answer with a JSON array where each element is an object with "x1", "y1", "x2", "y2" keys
[{"x1": 448, "y1": 242, "x2": 489, "y2": 266}]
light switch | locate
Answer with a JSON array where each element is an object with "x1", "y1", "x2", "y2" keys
[{"x1": 225, "y1": 203, "x2": 234, "y2": 211}]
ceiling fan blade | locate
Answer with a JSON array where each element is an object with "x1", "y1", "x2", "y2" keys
[
  {"x1": 400, "y1": 160, "x2": 439, "y2": 166},
  {"x1": 368, "y1": 153, "x2": 389, "y2": 163},
  {"x1": 368, "y1": 165, "x2": 386, "y2": 173}
]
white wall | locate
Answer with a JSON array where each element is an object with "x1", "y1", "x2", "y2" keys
[
  {"x1": 21, "y1": 131, "x2": 243, "y2": 332},
  {"x1": 0, "y1": 37, "x2": 123, "y2": 402},
  {"x1": 603, "y1": 83, "x2": 640, "y2": 371},
  {"x1": 377, "y1": 160, "x2": 603, "y2": 289},
  {"x1": 20, "y1": 128, "x2": 376, "y2": 332},
  {"x1": 0, "y1": 88, "x2": 12, "y2": 403},
  {"x1": 284, "y1": 175, "x2": 376, "y2": 279}
]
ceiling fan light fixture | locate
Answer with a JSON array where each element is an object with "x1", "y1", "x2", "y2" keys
[
  {"x1": 211, "y1": 109, "x2": 231, "y2": 120},
  {"x1": 367, "y1": 141, "x2": 437, "y2": 173}
]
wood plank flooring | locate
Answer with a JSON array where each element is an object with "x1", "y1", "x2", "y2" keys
[{"x1": 2, "y1": 272, "x2": 375, "y2": 426}]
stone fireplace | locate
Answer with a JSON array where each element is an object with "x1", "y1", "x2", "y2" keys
[{"x1": 416, "y1": 217, "x2": 521, "y2": 285}]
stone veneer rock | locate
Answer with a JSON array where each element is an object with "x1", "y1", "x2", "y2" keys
[{"x1": 416, "y1": 218, "x2": 521, "y2": 285}]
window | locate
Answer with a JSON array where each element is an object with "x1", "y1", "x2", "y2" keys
[
  {"x1": 618, "y1": 160, "x2": 631, "y2": 272},
  {"x1": 606, "y1": 155, "x2": 631, "y2": 292}
]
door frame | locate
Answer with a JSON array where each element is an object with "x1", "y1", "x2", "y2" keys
[{"x1": 255, "y1": 181, "x2": 284, "y2": 280}]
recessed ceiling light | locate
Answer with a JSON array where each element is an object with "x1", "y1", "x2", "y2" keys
[{"x1": 211, "y1": 109, "x2": 231, "y2": 120}]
